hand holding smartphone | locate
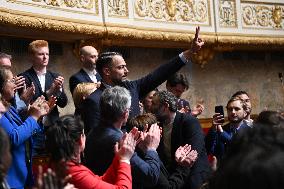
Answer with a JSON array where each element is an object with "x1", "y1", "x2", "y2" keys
[{"x1": 214, "y1": 105, "x2": 224, "y2": 124}]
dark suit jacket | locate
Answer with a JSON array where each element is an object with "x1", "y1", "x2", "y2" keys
[
  {"x1": 69, "y1": 68, "x2": 101, "y2": 95},
  {"x1": 82, "y1": 56, "x2": 185, "y2": 132},
  {"x1": 85, "y1": 122, "x2": 160, "y2": 189},
  {"x1": 157, "y1": 112, "x2": 211, "y2": 189},
  {"x1": 19, "y1": 67, "x2": 68, "y2": 125}
]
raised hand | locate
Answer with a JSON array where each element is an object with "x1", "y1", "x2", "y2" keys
[
  {"x1": 191, "y1": 103, "x2": 204, "y2": 117},
  {"x1": 46, "y1": 76, "x2": 64, "y2": 97},
  {"x1": 47, "y1": 95, "x2": 57, "y2": 110},
  {"x1": 29, "y1": 96, "x2": 50, "y2": 121},
  {"x1": 190, "y1": 26, "x2": 204, "y2": 54},
  {"x1": 212, "y1": 113, "x2": 224, "y2": 131},
  {"x1": 33, "y1": 166, "x2": 77, "y2": 189},
  {"x1": 20, "y1": 82, "x2": 35, "y2": 105},
  {"x1": 138, "y1": 123, "x2": 161, "y2": 152},
  {"x1": 175, "y1": 144, "x2": 198, "y2": 167},
  {"x1": 14, "y1": 75, "x2": 25, "y2": 90},
  {"x1": 183, "y1": 26, "x2": 205, "y2": 61},
  {"x1": 115, "y1": 127, "x2": 138, "y2": 162}
]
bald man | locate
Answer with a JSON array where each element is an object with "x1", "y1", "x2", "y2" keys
[{"x1": 69, "y1": 46, "x2": 101, "y2": 95}]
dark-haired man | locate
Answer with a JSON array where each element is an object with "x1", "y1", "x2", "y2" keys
[
  {"x1": 150, "y1": 90, "x2": 211, "y2": 189},
  {"x1": 205, "y1": 97, "x2": 250, "y2": 161},
  {"x1": 82, "y1": 27, "x2": 204, "y2": 132},
  {"x1": 166, "y1": 73, "x2": 204, "y2": 117},
  {"x1": 231, "y1": 90, "x2": 253, "y2": 127}
]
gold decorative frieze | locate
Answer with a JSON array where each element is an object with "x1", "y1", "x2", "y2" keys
[
  {"x1": 6, "y1": 0, "x2": 99, "y2": 14},
  {"x1": 134, "y1": 0, "x2": 210, "y2": 24},
  {"x1": 242, "y1": 3, "x2": 284, "y2": 29},
  {"x1": 107, "y1": 0, "x2": 129, "y2": 17},
  {"x1": 219, "y1": 0, "x2": 237, "y2": 27},
  {"x1": 0, "y1": 8, "x2": 105, "y2": 35}
]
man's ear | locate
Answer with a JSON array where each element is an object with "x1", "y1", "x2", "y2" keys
[
  {"x1": 103, "y1": 67, "x2": 111, "y2": 76},
  {"x1": 80, "y1": 55, "x2": 85, "y2": 63},
  {"x1": 243, "y1": 110, "x2": 247, "y2": 118},
  {"x1": 164, "y1": 102, "x2": 170, "y2": 110}
]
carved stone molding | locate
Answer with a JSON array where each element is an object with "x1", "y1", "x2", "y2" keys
[
  {"x1": 108, "y1": 0, "x2": 128, "y2": 17},
  {"x1": 192, "y1": 48, "x2": 215, "y2": 67},
  {"x1": 134, "y1": 0, "x2": 210, "y2": 24},
  {"x1": 7, "y1": 0, "x2": 99, "y2": 13},
  {"x1": 219, "y1": 0, "x2": 237, "y2": 27},
  {"x1": 242, "y1": 3, "x2": 284, "y2": 29},
  {"x1": 0, "y1": 8, "x2": 105, "y2": 35}
]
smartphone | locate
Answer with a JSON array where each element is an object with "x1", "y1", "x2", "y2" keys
[{"x1": 215, "y1": 105, "x2": 224, "y2": 123}]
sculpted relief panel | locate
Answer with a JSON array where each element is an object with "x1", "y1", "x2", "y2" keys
[
  {"x1": 242, "y1": 2, "x2": 284, "y2": 29},
  {"x1": 219, "y1": 0, "x2": 237, "y2": 27},
  {"x1": 107, "y1": 0, "x2": 128, "y2": 17},
  {"x1": 134, "y1": 0, "x2": 210, "y2": 25},
  {"x1": 6, "y1": 0, "x2": 99, "y2": 14}
]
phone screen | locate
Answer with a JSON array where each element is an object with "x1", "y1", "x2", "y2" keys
[{"x1": 215, "y1": 105, "x2": 224, "y2": 123}]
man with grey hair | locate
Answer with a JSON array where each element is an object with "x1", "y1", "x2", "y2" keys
[
  {"x1": 150, "y1": 90, "x2": 211, "y2": 189},
  {"x1": 69, "y1": 45, "x2": 101, "y2": 95},
  {"x1": 85, "y1": 86, "x2": 162, "y2": 188},
  {"x1": 0, "y1": 52, "x2": 12, "y2": 68}
]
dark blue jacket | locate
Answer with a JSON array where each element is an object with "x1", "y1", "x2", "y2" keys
[
  {"x1": 205, "y1": 121, "x2": 250, "y2": 161},
  {"x1": 69, "y1": 68, "x2": 101, "y2": 95},
  {"x1": 85, "y1": 123, "x2": 160, "y2": 189}
]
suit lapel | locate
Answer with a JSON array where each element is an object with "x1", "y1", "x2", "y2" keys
[
  {"x1": 45, "y1": 71, "x2": 54, "y2": 92},
  {"x1": 28, "y1": 68, "x2": 44, "y2": 94},
  {"x1": 80, "y1": 69, "x2": 93, "y2": 83},
  {"x1": 171, "y1": 112, "x2": 182, "y2": 159}
]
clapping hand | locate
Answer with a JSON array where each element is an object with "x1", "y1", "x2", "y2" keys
[
  {"x1": 29, "y1": 96, "x2": 50, "y2": 121},
  {"x1": 175, "y1": 144, "x2": 198, "y2": 167},
  {"x1": 138, "y1": 123, "x2": 161, "y2": 153},
  {"x1": 33, "y1": 166, "x2": 77, "y2": 189},
  {"x1": 115, "y1": 127, "x2": 139, "y2": 162},
  {"x1": 20, "y1": 82, "x2": 35, "y2": 105},
  {"x1": 46, "y1": 76, "x2": 64, "y2": 97}
]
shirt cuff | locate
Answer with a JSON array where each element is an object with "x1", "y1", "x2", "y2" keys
[
  {"x1": 120, "y1": 159, "x2": 131, "y2": 165},
  {"x1": 179, "y1": 52, "x2": 192, "y2": 64}
]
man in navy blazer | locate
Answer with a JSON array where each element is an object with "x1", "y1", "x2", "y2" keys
[
  {"x1": 85, "y1": 86, "x2": 161, "y2": 189},
  {"x1": 19, "y1": 40, "x2": 67, "y2": 155},
  {"x1": 69, "y1": 46, "x2": 101, "y2": 95},
  {"x1": 150, "y1": 90, "x2": 211, "y2": 189},
  {"x1": 82, "y1": 26, "x2": 204, "y2": 132}
]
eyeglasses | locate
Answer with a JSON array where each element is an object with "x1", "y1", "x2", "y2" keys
[{"x1": 6, "y1": 78, "x2": 16, "y2": 84}]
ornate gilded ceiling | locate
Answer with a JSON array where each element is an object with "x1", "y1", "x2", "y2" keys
[{"x1": 0, "y1": 0, "x2": 283, "y2": 49}]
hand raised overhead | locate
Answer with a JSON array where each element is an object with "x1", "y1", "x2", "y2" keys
[{"x1": 190, "y1": 26, "x2": 204, "y2": 54}]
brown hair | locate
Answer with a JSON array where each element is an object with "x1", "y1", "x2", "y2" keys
[{"x1": 128, "y1": 113, "x2": 158, "y2": 132}]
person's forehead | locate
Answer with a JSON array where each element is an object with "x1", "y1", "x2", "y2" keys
[
  {"x1": 112, "y1": 55, "x2": 126, "y2": 65},
  {"x1": 152, "y1": 94, "x2": 160, "y2": 103},
  {"x1": 228, "y1": 100, "x2": 242, "y2": 108},
  {"x1": 238, "y1": 94, "x2": 249, "y2": 100},
  {"x1": 34, "y1": 46, "x2": 49, "y2": 53},
  {"x1": 87, "y1": 49, "x2": 98, "y2": 56},
  {"x1": 0, "y1": 58, "x2": 12, "y2": 65}
]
